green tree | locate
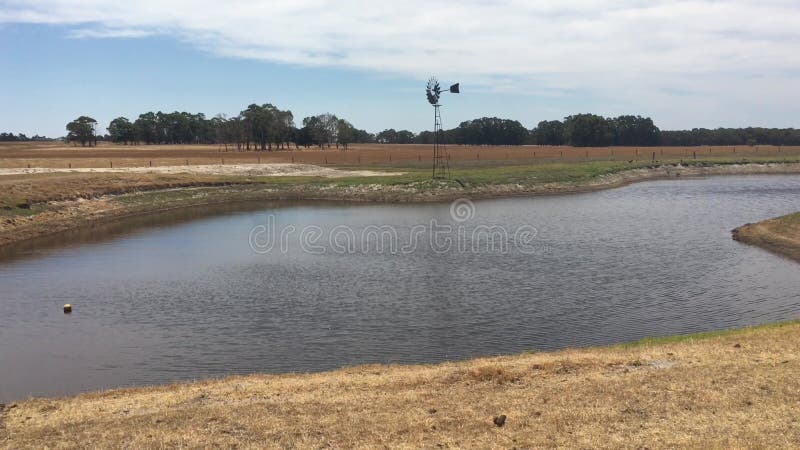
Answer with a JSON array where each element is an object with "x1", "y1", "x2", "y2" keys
[
  {"x1": 108, "y1": 117, "x2": 135, "y2": 144},
  {"x1": 563, "y1": 114, "x2": 614, "y2": 147},
  {"x1": 534, "y1": 120, "x2": 565, "y2": 145},
  {"x1": 133, "y1": 112, "x2": 158, "y2": 144},
  {"x1": 612, "y1": 115, "x2": 660, "y2": 146},
  {"x1": 336, "y1": 119, "x2": 355, "y2": 150},
  {"x1": 66, "y1": 116, "x2": 97, "y2": 147}
]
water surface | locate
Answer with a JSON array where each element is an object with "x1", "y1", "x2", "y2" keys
[{"x1": 1, "y1": 175, "x2": 799, "y2": 401}]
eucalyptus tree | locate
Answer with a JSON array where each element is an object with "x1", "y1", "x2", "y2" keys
[
  {"x1": 108, "y1": 117, "x2": 135, "y2": 144},
  {"x1": 133, "y1": 112, "x2": 158, "y2": 144},
  {"x1": 302, "y1": 113, "x2": 339, "y2": 148},
  {"x1": 66, "y1": 116, "x2": 97, "y2": 147},
  {"x1": 336, "y1": 119, "x2": 355, "y2": 150}
]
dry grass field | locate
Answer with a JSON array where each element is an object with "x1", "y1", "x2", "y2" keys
[
  {"x1": 1, "y1": 321, "x2": 799, "y2": 449},
  {"x1": 2, "y1": 141, "x2": 800, "y2": 169}
]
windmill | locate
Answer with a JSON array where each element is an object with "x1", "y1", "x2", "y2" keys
[{"x1": 426, "y1": 77, "x2": 460, "y2": 179}]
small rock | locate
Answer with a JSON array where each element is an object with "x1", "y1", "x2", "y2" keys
[
  {"x1": 493, "y1": 414, "x2": 507, "y2": 427},
  {"x1": 428, "y1": 408, "x2": 437, "y2": 414},
  {"x1": 734, "y1": 343, "x2": 741, "y2": 348}
]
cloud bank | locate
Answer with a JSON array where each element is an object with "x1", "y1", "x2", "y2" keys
[{"x1": 2, "y1": 0, "x2": 800, "y2": 125}]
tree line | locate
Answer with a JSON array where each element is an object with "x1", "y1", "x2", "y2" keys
[
  {"x1": 50, "y1": 106, "x2": 800, "y2": 148},
  {"x1": 96, "y1": 105, "x2": 375, "y2": 150},
  {"x1": 0, "y1": 132, "x2": 53, "y2": 142},
  {"x1": 533, "y1": 114, "x2": 660, "y2": 147},
  {"x1": 531, "y1": 114, "x2": 800, "y2": 147}
]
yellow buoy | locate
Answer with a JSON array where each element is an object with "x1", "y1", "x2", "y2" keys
[{"x1": 63, "y1": 304, "x2": 72, "y2": 313}]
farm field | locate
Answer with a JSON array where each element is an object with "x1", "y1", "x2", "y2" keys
[{"x1": 2, "y1": 142, "x2": 800, "y2": 169}]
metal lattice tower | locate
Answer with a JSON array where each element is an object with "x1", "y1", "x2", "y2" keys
[
  {"x1": 426, "y1": 76, "x2": 459, "y2": 180},
  {"x1": 432, "y1": 104, "x2": 449, "y2": 179}
]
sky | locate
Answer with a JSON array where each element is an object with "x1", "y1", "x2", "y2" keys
[{"x1": 1, "y1": 0, "x2": 800, "y2": 137}]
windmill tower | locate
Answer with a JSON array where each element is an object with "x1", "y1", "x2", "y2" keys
[{"x1": 426, "y1": 77, "x2": 459, "y2": 179}]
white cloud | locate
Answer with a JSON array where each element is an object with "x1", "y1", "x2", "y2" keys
[{"x1": 2, "y1": 0, "x2": 800, "y2": 125}]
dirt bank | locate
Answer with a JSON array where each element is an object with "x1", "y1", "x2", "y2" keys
[
  {"x1": 733, "y1": 212, "x2": 800, "y2": 262},
  {"x1": 1, "y1": 162, "x2": 800, "y2": 249}
]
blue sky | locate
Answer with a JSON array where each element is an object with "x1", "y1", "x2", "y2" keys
[{"x1": 2, "y1": 1, "x2": 800, "y2": 137}]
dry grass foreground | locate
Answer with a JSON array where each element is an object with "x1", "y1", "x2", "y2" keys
[
  {"x1": 1, "y1": 321, "x2": 799, "y2": 449},
  {"x1": 733, "y1": 212, "x2": 800, "y2": 262}
]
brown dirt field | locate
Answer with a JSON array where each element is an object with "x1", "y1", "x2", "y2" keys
[
  {"x1": 2, "y1": 142, "x2": 800, "y2": 169},
  {"x1": 1, "y1": 321, "x2": 799, "y2": 449},
  {"x1": 733, "y1": 212, "x2": 800, "y2": 262}
]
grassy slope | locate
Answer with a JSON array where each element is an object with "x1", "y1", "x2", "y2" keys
[
  {"x1": 733, "y1": 212, "x2": 800, "y2": 262},
  {"x1": 1, "y1": 321, "x2": 799, "y2": 449}
]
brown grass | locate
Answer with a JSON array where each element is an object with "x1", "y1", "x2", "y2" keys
[
  {"x1": 2, "y1": 142, "x2": 800, "y2": 169},
  {"x1": 2, "y1": 321, "x2": 799, "y2": 449},
  {"x1": 733, "y1": 212, "x2": 800, "y2": 262}
]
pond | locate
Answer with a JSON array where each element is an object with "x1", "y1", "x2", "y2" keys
[{"x1": 1, "y1": 174, "x2": 799, "y2": 401}]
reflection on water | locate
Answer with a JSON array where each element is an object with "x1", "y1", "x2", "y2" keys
[{"x1": 1, "y1": 175, "x2": 799, "y2": 401}]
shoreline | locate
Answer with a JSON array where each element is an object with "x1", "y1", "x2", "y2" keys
[
  {"x1": 2, "y1": 320, "x2": 799, "y2": 448},
  {"x1": 733, "y1": 212, "x2": 800, "y2": 262},
  {"x1": 3, "y1": 161, "x2": 800, "y2": 249}
]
